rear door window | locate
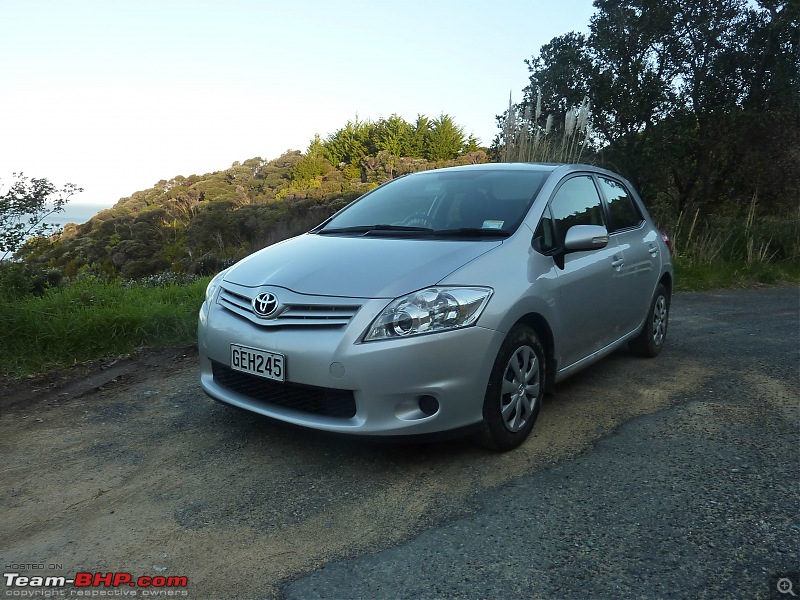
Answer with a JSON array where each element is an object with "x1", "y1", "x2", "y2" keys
[{"x1": 598, "y1": 177, "x2": 642, "y2": 232}]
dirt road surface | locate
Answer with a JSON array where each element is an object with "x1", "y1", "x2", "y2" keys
[{"x1": 1, "y1": 287, "x2": 797, "y2": 599}]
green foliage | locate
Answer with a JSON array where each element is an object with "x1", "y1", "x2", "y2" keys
[
  {"x1": 18, "y1": 119, "x2": 486, "y2": 281},
  {"x1": 372, "y1": 115, "x2": 413, "y2": 157},
  {"x1": 654, "y1": 191, "x2": 800, "y2": 290},
  {"x1": 519, "y1": 32, "x2": 594, "y2": 137},
  {"x1": 0, "y1": 263, "x2": 64, "y2": 300},
  {"x1": 0, "y1": 276, "x2": 209, "y2": 377},
  {"x1": 409, "y1": 115, "x2": 431, "y2": 156},
  {"x1": 322, "y1": 117, "x2": 372, "y2": 166},
  {"x1": 322, "y1": 113, "x2": 477, "y2": 169},
  {"x1": 463, "y1": 134, "x2": 480, "y2": 154},
  {"x1": 288, "y1": 154, "x2": 329, "y2": 186},
  {"x1": 285, "y1": 137, "x2": 333, "y2": 192},
  {"x1": 121, "y1": 271, "x2": 201, "y2": 288},
  {"x1": 499, "y1": 0, "x2": 799, "y2": 221},
  {"x1": 0, "y1": 173, "x2": 83, "y2": 261},
  {"x1": 425, "y1": 113, "x2": 466, "y2": 161},
  {"x1": 655, "y1": 197, "x2": 800, "y2": 267},
  {"x1": 673, "y1": 259, "x2": 800, "y2": 292}
]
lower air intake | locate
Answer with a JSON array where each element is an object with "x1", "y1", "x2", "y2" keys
[{"x1": 211, "y1": 361, "x2": 357, "y2": 419}]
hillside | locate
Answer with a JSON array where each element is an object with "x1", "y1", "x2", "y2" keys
[{"x1": 19, "y1": 113, "x2": 487, "y2": 278}]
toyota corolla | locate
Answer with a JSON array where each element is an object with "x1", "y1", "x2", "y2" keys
[{"x1": 198, "y1": 163, "x2": 672, "y2": 450}]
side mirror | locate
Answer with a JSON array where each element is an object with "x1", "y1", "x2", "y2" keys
[{"x1": 563, "y1": 225, "x2": 608, "y2": 253}]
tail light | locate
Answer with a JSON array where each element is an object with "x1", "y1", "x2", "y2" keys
[{"x1": 660, "y1": 230, "x2": 672, "y2": 255}]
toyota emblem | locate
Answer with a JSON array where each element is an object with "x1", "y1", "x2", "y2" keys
[{"x1": 252, "y1": 292, "x2": 279, "y2": 318}]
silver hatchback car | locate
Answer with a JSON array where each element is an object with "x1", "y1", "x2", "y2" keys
[{"x1": 198, "y1": 163, "x2": 672, "y2": 450}]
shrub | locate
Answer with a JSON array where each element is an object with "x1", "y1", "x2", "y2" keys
[
  {"x1": 122, "y1": 271, "x2": 200, "y2": 288},
  {"x1": 0, "y1": 263, "x2": 64, "y2": 299}
]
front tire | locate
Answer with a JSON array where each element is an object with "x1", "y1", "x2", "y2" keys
[
  {"x1": 629, "y1": 283, "x2": 670, "y2": 357},
  {"x1": 478, "y1": 324, "x2": 545, "y2": 451}
]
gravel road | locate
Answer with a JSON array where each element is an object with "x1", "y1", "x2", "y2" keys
[{"x1": 1, "y1": 286, "x2": 797, "y2": 599}]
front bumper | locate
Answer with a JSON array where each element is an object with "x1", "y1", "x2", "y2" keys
[{"x1": 198, "y1": 291, "x2": 504, "y2": 437}]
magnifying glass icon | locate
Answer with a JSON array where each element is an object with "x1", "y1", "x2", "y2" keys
[{"x1": 778, "y1": 578, "x2": 797, "y2": 596}]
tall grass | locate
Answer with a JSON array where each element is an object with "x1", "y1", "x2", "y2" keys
[
  {"x1": 666, "y1": 196, "x2": 800, "y2": 266},
  {"x1": 502, "y1": 89, "x2": 592, "y2": 164},
  {"x1": 0, "y1": 276, "x2": 210, "y2": 377},
  {"x1": 661, "y1": 195, "x2": 800, "y2": 290}
]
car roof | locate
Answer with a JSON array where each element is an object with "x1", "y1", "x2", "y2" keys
[
  {"x1": 415, "y1": 163, "x2": 559, "y2": 174},
  {"x1": 412, "y1": 162, "x2": 631, "y2": 183},
  {"x1": 411, "y1": 162, "x2": 617, "y2": 175}
]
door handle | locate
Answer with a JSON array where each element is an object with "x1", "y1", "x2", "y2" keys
[
  {"x1": 649, "y1": 246, "x2": 659, "y2": 256},
  {"x1": 611, "y1": 256, "x2": 624, "y2": 268}
]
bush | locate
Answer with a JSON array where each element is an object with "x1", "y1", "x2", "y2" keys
[
  {"x1": 188, "y1": 254, "x2": 225, "y2": 276},
  {"x1": 119, "y1": 257, "x2": 171, "y2": 279},
  {"x1": 122, "y1": 271, "x2": 200, "y2": 288},
  {"x1": 0, "y1": 263, "x2": 64, "y2": 299}
]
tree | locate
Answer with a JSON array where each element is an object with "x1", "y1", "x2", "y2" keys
[
  {"x1": 409, "y1": 114, "x2": 431, "y2": 157},
  {"x1": 523, "y1": 32, "x2": 594, "y2": 129},
  {"x1": 425, "y1": 114, "x2": 466, "y2": 161},
  {"x1": 371, "y1": 115, "x2": 412, "y2": 157},
  {"x1": 589, "y1": 0, "x2": 676, "y2": 142},
  {"x1": 0, "y1": 173, "x2": 82, "y2": 261},
  {"x1": 463, "y1": 134, "x2": 481, "y2": 154},
  {"x1": 322, "y1": 117, "x2": 371, "y2": 166},
  {"x1": 503, "y1": 0, "x2": 799, "y2": 217},
  {"x1": 289, "y1": 148, "x2": 329, "y2": 186}
]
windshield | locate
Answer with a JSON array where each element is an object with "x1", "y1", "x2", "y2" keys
[{"x1": 315, "y1": 169, "x2": 550, "y2": 238}]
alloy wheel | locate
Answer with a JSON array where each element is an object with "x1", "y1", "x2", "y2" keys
[
  {"x1": 500, "y1": 345, "x2": 540, "y2": 432},
  {"x1": 652, "y1": 295, "x2": 667, "y2": 346}
]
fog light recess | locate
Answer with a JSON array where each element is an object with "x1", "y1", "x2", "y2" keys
[{"x1": 418, "y1": 395, "x2": 439, "y2": 417}]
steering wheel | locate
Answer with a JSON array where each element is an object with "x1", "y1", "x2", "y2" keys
[{"x1": 402, "y1": 213, "x2": 435, "y2": 228}]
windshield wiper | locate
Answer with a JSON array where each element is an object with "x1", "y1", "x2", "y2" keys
[
  {"x1": 431, "y1": 228, "x2": 511, "y2": 238},
  {"x1": 316, "y1": 225, "x2": 510, "y2": 238},
  {"x1": 317, "y1": 224, "x2": 434, "y2": 236}
]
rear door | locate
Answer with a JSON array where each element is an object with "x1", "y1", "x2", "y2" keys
[{"x1": 596, "y1": 176, "x2": 660, "y2": 336}]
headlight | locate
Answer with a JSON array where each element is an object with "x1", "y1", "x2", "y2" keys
[
  {"x1": 363, "y1": 287, "x2": 492, "y2": 341},
  {"x1": 204, "y1": 269, "x2": 228, "y2": 304}
]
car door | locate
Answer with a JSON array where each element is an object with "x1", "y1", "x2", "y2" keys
[
  {"x1": 543, "y1": 174, "x2": 625, "y2": 367},
  {"x1": 596, "y1": 176, "x2": 660, "y2": 336}
]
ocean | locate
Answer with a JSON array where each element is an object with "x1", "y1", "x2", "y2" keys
[{"x1": 42, "y1": 202, "x2": 114, "y2": 229}]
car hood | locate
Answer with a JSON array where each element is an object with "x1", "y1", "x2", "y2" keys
[{"x1": 223, "y1": 233, "x2": 502, "y2": 298}]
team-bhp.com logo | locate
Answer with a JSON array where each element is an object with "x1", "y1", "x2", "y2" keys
[{"x1": 4, "y1": 572, "x2": 188, "y2": 594}]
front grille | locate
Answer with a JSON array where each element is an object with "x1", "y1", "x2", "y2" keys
[
  {"x1": 211, "y1": 361, "x2": 356, "y2": 419},
  {"x1": 218, "y1": 287, "x2": 361, "y2": 327}
]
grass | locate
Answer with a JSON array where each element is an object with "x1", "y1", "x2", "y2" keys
[
  {"x1": 665, "y1": 194, "x2": 799, "y2": 260},
  {"x1": 674, "y1": 258, "x2": 800, "y2": 291},
  {"x1": 662, "y1": 196, "x2": 800, "y2": 291},
  {"x1": 0, "y1": 276, "x2": 210, "y2": 377}
]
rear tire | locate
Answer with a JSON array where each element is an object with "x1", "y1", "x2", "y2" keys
[
  {"x1": 477, "y1": 324, "x2": 545, "y2": 451},
  {"x1": 629, "y1": 283, "x2": 670, "y2": 358}
]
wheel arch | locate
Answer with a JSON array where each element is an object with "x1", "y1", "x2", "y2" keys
[
  {"x1": 659, "y1": 271, "x2": 673, "y2": 297},
  {"x1": 515, "y1": 312, "x2": 557, "y2": 394}
]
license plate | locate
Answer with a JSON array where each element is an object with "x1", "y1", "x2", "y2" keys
[{"x1": 230, "y1": 344, "x2": 285, "y2": 382}]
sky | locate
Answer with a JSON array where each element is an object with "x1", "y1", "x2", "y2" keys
[{"x1": 0, "y1": 0, "x2": 597, "y2": 208}]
